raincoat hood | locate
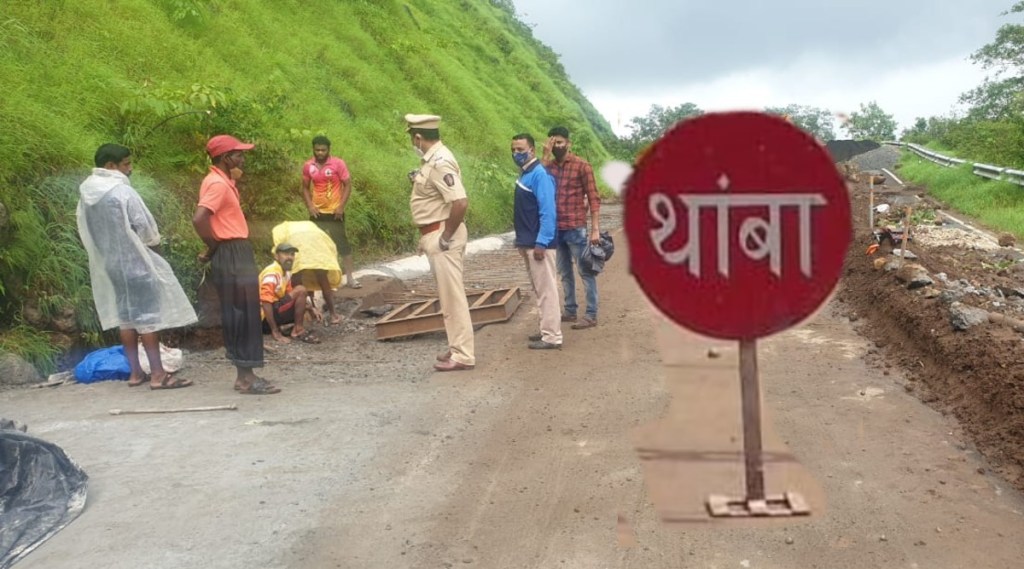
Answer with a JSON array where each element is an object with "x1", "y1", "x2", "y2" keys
[{"x1": 79, "y1": 168, "x2": 130, "y2": 206}]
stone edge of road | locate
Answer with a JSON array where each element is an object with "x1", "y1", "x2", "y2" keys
[{"x1": 351, "y1": 232, "x2": 514, "y2": 282}]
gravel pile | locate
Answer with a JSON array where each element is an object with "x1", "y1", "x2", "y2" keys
[
  {"x1": 913, "y1": 225, "x2": 1001, "y2": 251},
  {"x1": 850, "y1": 145, "x2": 902, "y2": 173}
]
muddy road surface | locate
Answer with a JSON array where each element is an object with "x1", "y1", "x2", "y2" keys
[{"x1": 5, "y1": 212, "x2": 1024, "y2": 568}]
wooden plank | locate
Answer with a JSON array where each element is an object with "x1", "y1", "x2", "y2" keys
[
  {"x1": 493, "y1": 288, "x2": 516, "y2": 307},
  {"x1": 409, "y1": 299, "x2": 440, "y2": 317},
  {"x1": 375, "y1": 287, "x2": 522, "y2": 340},
  {"x1": 502, "y1": 288, "x2": 521, "y2": 318},
  {"x1": 376, "y1": 300, "x2": 419, "y2": 323},
  {"x1": 471, "y1": 290, "x2": 494, "y2": 307}
]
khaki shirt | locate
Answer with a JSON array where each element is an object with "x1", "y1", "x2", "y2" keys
[{"x1": 410, "y1": 142, "x2": 467, "y2": 226}]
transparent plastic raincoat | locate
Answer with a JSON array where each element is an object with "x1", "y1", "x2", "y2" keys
[{"x1": 76, "y1": 168, "x2": 198, "y2": 334}]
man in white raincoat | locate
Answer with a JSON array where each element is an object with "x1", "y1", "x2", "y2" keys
[{"x1": 77, "y1": 143, "x2": 198, "y2": 389}]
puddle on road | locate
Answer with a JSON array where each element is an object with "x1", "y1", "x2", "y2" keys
[
  {"x1": 841, "y1": 387, "x2": 885, "y2": 401},
  {"x1": 775, "y1": 328, "x2": 864, "y2": 360}
]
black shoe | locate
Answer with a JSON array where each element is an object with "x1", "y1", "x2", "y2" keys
[
  {"x1": 528, "y1": 333, "x2": 542, "y2": 342},
  {"x1": 528, "y1": 340, "x2": 561, "y2": 350}
]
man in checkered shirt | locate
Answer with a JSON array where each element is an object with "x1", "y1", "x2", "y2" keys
[{"x1": 542, "y1": 126, "x2": 602, "y2": 329}]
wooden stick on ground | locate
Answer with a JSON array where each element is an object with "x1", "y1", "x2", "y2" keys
[
  {"x1": 109, "y1": 404, "x2": 238, "y2": 416},
  {"x1": 868, "y1": 185, "x2": 875, "y2": 229},
  {"x1": 987, "y1": 312, "x2": 1024, "y2": 333},
  {"x1": 901, "y1": 206, "x2": 912, "y2": 265}
]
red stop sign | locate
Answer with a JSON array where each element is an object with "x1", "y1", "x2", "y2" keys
[{"x1": 624, "y1": 112, "x2": 851, "y2": 340}]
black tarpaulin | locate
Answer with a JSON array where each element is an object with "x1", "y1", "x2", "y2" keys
[{"x1": 0, "y1": 427, "x2": 88, "y2": 568}]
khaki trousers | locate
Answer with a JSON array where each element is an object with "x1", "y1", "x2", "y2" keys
[
  {"x1": 519, "y1": 247, "x2": 562, "y2": 345},
  {"x1": 420, "y1": 224, "x2": 475, "y2": 365}
]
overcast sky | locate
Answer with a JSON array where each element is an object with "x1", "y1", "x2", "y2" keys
[{"x1": 513, "y1": 0, "x2": 1015, "y2": 137}]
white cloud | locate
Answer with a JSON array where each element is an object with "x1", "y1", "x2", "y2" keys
[
  {"x1": 587, "y1": 53, "x2": 988, "y2": 138},
  {"x1": 513, "y1": 0, "x2": 1008, "y2": 139}
]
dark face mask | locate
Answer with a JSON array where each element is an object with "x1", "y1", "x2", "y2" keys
[{"x1": 552, "y1": 146, "x2": 568, "y2": 160}]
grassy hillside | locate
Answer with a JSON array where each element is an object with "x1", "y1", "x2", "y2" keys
[{"x1": 0, "y1": 0, "x2": 616, "y2": 371}]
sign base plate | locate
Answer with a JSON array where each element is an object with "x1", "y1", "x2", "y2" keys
[{"x1": 706, "y1": 491, "x2": 811, "y2": 518}]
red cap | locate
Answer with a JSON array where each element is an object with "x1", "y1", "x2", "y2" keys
[{"x1": 206, "y1": 134, "x2": 254, "y2": 158}]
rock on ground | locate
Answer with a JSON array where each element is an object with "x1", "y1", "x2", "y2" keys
[
  {"x1": 895, "y1": 263, "x2": 934, "y2": 289},
  {"x1": 0, "y1": 352, "x2": 43, "y2": 386},
  {"x1": 950, "y1": 302, "x2": 990, "y2": 331}
]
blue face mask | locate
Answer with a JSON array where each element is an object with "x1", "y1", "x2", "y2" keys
[{"x1": 513, "y1": 151, "x2": 531, "y2": 168}]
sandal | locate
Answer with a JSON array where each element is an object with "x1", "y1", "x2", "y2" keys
[
  {"x1": 128, "y1": 374, "x2": 149, "y2": 387},
  {"x1": 292, "y1": 330, "x2": 322, "y2": 344},
  {"x1": 149, "y1": 374, "x2": 193, "y2": 390},
  {"x1": 237, "y1": 377, "x2": 281, "y2": 395}
]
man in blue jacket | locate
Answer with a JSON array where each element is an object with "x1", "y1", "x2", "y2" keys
[{"x1": 511, "y1": 133, "x2": 562, "y2": 349}]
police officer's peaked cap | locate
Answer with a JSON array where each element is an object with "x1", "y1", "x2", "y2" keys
[{"x1": 405, "y1": 114, "x2": 442, "y2": 131}]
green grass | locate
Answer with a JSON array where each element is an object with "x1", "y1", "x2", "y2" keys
[
  {"x1": 899, "y1": 151, "x2": 1024, "y2": 237},
  {"x1": 920, "y1": 140, "x2": 960, "y2": 156},
  {"x1": 0, "y1": 0, "x2": 617, "y2": 370},
  {"x1": 0, "y1": 325, "x2": 62, "y2": 375}
]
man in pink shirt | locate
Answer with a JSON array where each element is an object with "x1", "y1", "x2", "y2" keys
[
  {"x1": 301, "y1": 135, "x2": 360, "y2": 293},
  {"x1": 193, "y1": 134, "x2": 280, "y2": 395}
]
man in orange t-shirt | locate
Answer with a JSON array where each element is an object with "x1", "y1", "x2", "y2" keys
[{"x1": 192, "y1": 134, "x2": 280, "y2": 395}]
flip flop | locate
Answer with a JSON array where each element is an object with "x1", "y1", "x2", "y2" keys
[
  {"x1": 237, "y1": 377, "x2": 281, "y2": 395},
  {"x1": 128, "y1": 374, "x2": 149, "y2": 387},
  {"x1": 149, "y1": 374, "x2": 193, "y2": 390},
  {"x1": 292, "y1": 330, "x2": 322, "y2": 344}
]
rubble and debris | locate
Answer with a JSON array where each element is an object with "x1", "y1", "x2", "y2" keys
[
  {"x1": 359, "y1": 304, "x2": 395, "y2": 318},
  {"x1": 913, "y1": 226, "x2": 1001, "y2": 251},
  {"x1": 938, "y1": 289, "x2": 966, "y2": 305},
  {"x1": 999, "y1": 233, "x2": 1016, "y2": 247}
]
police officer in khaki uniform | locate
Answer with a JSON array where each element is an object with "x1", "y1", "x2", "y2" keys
[{"x1": 406, "y1": 114, "x2": 476, "y2": 371}]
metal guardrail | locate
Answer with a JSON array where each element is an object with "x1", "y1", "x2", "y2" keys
[{"x1": 885, "y1": 141, "x2": 1024, "y2": 187}]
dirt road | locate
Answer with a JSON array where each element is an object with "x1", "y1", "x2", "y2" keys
[{"x1": 5, "y1": 219, "x2": 1024, "y2": 568}]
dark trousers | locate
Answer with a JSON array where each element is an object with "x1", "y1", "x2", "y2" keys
[{"x1": 210, "y1": 240, "x2": 264, "y2": 368}]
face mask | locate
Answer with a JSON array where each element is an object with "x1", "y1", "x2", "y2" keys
[
  {"x1": 229, "y1": 167, "x2": 244, "y2": 181},
  {"x1": 512, "y1": 151, "x2": 531, "y2": 168},
  {"x1": 552, "y1": 147, "x2": 568, "y2": 160},
  {"x1": 413, "y1": 144, "x2": 425, "y2": 158}
]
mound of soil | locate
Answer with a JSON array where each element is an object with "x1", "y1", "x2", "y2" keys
[{"x1": 837, "y1": 180, "x2": 1024, "y2": 490}]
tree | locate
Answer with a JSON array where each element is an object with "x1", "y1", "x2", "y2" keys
[
  {"x1": 960, "y1": 2, "x2": 1024, "y2": 119},
  {"x1": 900, "y1": 117, "x2": 929, "y2": 142},
  {"x1": 842, "y1": 101, "x2": 897, "y2": 141},
  {"x1": 622, "y1": 102, "x2": 703, "y2": 154},
  {"x1": 763, "y1": 104, "x2": 837, "y2": 141}
]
